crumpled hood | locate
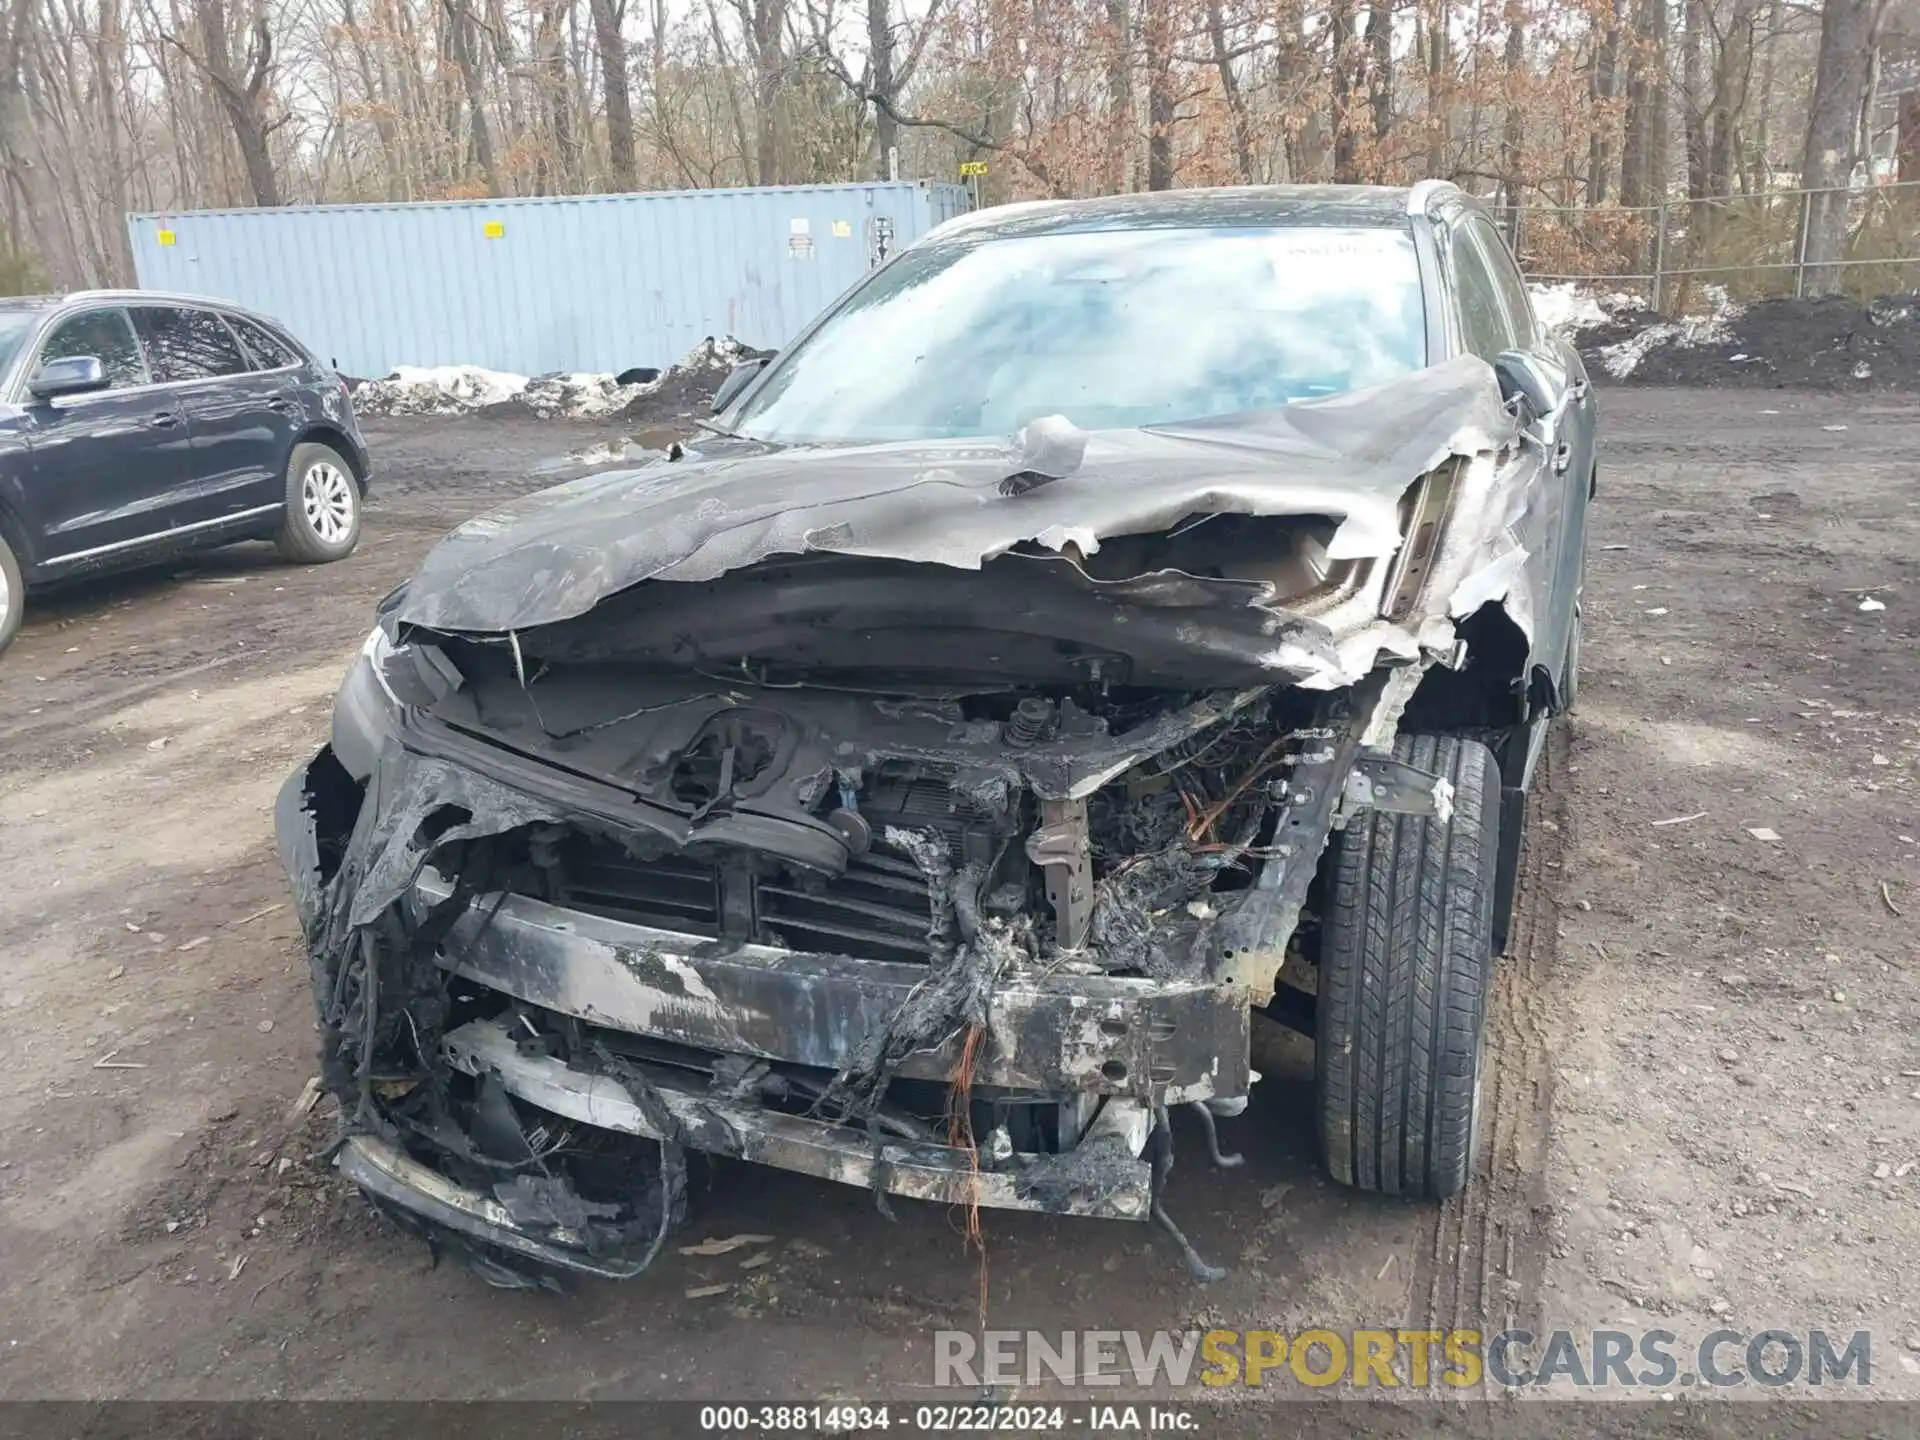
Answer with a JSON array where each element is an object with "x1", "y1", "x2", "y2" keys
[{"x1": 397, "y1": 355, "x2": 1514, "y2": 635}]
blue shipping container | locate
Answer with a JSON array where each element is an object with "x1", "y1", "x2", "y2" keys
[{"x1": 127, "y1": 182, "x2": 970, "y2": 378}]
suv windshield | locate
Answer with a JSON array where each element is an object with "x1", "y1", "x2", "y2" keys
[{"x1": 728, "y1": 225, "x2": 1426, "y2": 443}]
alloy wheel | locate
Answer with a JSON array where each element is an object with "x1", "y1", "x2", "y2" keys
[{"x1": 303, "y1": 462, "x2": 356, "y2": 545}]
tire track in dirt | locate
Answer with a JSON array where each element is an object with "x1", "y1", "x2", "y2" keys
[{"x1": 1411, "y1": 722, "x2": 1569, "y2": 1370}]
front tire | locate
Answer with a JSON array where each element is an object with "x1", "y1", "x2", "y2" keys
[
  {"x1": 0, "y1": 532, "x2": 23, "y2": 655},
  {"x1": 276, "y1": 443, "x2": 362, "y2": 563},
  {"x1": 1315, "y1": 734, "x2": 1500, "y2": 1200}
]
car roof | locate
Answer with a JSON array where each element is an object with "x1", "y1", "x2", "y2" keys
[
  {"x1": 922, "y1": 182, "x2": 1459, "y2": 245},
  {"x1": 0, "y1": 289, "x2": 270, "y2": 315}
]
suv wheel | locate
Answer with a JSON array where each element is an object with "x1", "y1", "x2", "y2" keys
[
  {"x1": 1315, "y1": 733, "x2": 1500, "y2": 1200},
  {"x1": 276, "y1": 443, "x2": 363, "y2": 563},
  {"x1": 0, "y1": 532, "x2": 22, "y2": 655}
]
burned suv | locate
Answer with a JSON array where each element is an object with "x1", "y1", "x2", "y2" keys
[{"x1": 278, "y1": 182, "x2": 1595, "y2": 1285}]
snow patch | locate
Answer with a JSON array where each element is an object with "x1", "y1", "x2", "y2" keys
[
  {"x1": 1597, "y1": 285, "x2": 1745, "y2": 379},
  {"x1": 1528, "y1": 283, "x2": 1610, "y2": 336},
  {"x1": 354, "y1": 365, "x2": 529, "y2": 416},
  {"x1": 351, "y1": 336, "x2": 762, "y2": 418}
]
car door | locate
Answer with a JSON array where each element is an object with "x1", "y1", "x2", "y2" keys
[
  {"x1": 131, "y1": 305, "x2": 294, "y2": 522},
  {"x1": 1442, "y1": 214, "x2": 1575, "y2": 688},
  {"x1": 1465, "y1": 213, "x2": 1593, "y2": 690},
  {"x1": 15, "y1": 305, "x2": 203, "y2": 568}
]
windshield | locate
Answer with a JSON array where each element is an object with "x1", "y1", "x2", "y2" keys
[
  {"x1": 728, "y1": 225, "x2": 1427, "y2": 443},
  {"x1": 0, "y1": 311, "x2": 39, "y2": 378}
]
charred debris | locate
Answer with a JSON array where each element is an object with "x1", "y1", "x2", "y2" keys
[
  {"x1": 285, "y1": 365, "x2": 1536, "y2": 1286},
  {"x1": 297, "y1": 653, "x2": 1341, "y2": 1280}
]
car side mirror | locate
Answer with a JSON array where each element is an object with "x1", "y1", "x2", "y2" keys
[
  {"x1": 29, "y1": 355, "x2": 109, "y2": 401},
  {"x1": 1491, "y1": 349, "x2": 1553, "y2": 421},
  {"x1": 711, "y1": 359, "x2": 766, "y2": 415}
]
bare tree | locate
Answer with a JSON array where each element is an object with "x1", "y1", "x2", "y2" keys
[
  {"x1": 175, "y1": 0, "x2": 282, "y2": 204},
  {"x1": 589, "y1": 0, "x2": 637, "y2": 187},
  {"x1": 1800, "y1": 0, "x2": 1888, "y2": 291}
]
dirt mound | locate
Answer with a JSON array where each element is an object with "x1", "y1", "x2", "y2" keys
[
  {"x1": 618, "y1": 336, "x2": 769, "y2": 429},
  {"x1": 1578, "y1": 293, "x2": 1920, "y2": 389}
]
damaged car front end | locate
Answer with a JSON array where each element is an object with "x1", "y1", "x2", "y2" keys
[{"x1": 278, "y1": 184, "x2": 1595, "y2": 1285}]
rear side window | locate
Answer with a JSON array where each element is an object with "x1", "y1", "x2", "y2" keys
[
  {"x1": 132, "y1": 306, "x2": 249, "y2": 382},
  {"x1": 228, "y1": 314, "x2": 302, "y2": 370},
  {"x1": 40, "y1": 308, "x2": 148, "y2": 390}
]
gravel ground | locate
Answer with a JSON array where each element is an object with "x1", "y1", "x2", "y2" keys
[{"x1": 0, "y1": 392, "x2": 1913, "y2": 1426}]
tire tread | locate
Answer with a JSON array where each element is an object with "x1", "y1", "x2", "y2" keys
[{"x1": 1316, "y1": 733, "x2": 1499, "y2": 1199}]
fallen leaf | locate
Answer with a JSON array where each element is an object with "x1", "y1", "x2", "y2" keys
[{"x1": 685, "y1": 1284, "x2": 732, "y2": 1299}]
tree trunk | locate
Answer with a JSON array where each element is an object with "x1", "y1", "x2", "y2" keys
[
  {"x1": 1648, "y1": 0, "x2": 1668, "y2": 203},
  {"x1": 743, "y1": 0, "x2": 786, "y2": 185},
  {"x1": 0, "y1": 0, "x2": 78, "y2": 285},
  {"x1": 1587, "y1": 0, "x2": 1621, "y2": 204},
  {"x1": 1618, "y1": 0, "x2": 1649, "y2": 205},
  {"x1": 1328, "y1": 0, "x2": 1358, "y2": 182},
  {"x1": 1681, "y1": 0, "x2": 1706, "y2": 202},
  {"x1": 538, "y1": 0, "x2": 578, "y2": 191},
  {"x1": 91, "y1": 0, "x2": 135, "y2": 280},
  {"x1": 1499, "y1": 0, "x2": 1524, "y2": 231},
  {"x1": 861, "y1": 0, "x2": 898, "y2": 179},
  {"x1": 193, "y1": 0, "x2": 282, "y2": 205},
  {"x1": 445, "y1": 0, "x2": 501, "y2": 192},
  {"x1": 1206, "y1": 0, "x2": 1254, "y2": 181},
  {"x1": 1144, "y1": 0, "x2": 1173, "y2": 188},
  {"x1": 1365, "y1": 0, "x2": 1391, "y2": 161},
  {"x1": 1799, "y1": 0, "x2": 1884, "y2": 293},
  {"x1": 1104, "y1": 0, "x2": 1132, "y2": 191},
  {"x1": 1705, "y1": 0, "x2": 1755, "y2": 196},
  {"x1": 588, "y1": 0, "x2": 636, "y2": 189},
  {"x1": 1425, "y1": 0, "x2": 1448, "y2": 177}
]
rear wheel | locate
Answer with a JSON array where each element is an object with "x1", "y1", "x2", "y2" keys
[
  {"x1": 1315, "y1": 734, "x2": 1500, "y2": 1200},
  {"x1": 275, "y1": 442, "x2": 362, "y2": 563},
  {"x1": 0, "y1": 532, "x2": 22, "y2": 655}
]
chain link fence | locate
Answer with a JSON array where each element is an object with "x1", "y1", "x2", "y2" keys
[{"x1": 1488, "y1": 179, "x2": 1920, "y2": 313}]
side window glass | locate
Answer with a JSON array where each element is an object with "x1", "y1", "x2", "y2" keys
[
  {"x1": 229, "y1": 314, "x2": 301, "y2": 370},
  {"x1": 133, "y1": 307, "x2": 250, "y2": 382},
  {"x1": 1449, "y1": 224, "x2": 1512, "y2": 362},
  {"x1": 40, "y1": 309, "x2": 147, "y2": 390},
  {"x1": 1471, "y1": 217, "x2": 1536, "y2": 347}
]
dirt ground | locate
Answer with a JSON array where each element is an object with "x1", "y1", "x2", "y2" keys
[{"x1": 0, "y1": 392, "x2": 1915, "y2": 1413}]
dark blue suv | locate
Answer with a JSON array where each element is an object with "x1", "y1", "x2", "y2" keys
[{"x1": 0, "y1": 290, "x2": 372, "y2": 653}]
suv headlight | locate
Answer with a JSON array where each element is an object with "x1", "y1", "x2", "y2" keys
[{"x1": 331, "y1": 627, "x2": 403, "y2": 780}]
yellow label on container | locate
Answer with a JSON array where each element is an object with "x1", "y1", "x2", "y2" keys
[
  {"x1": 157, "y1": 228, "x2": 177, "y2": 246},
  {"x1": 483, "y1": 220, "x2": 505, "y2": 239},
  {"x1": 832, "y1": 219, "x2": 852, "y2": 238}
]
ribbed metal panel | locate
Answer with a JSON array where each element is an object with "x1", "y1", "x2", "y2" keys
[{"x1": 126, "y1": 182, "x2": 969, "y2": 378}]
